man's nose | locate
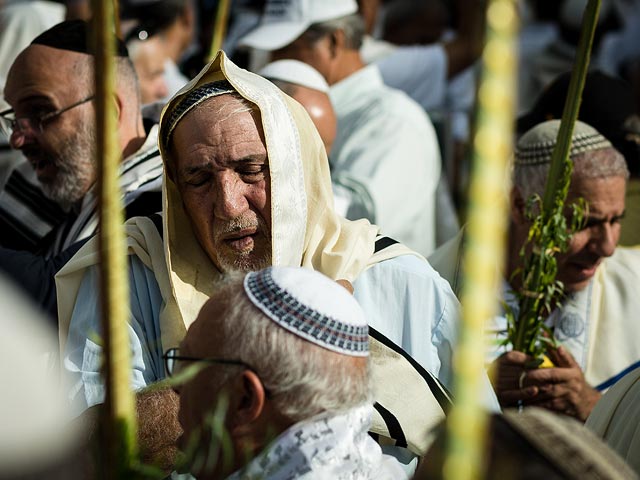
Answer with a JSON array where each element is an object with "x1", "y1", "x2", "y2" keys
[
  {"x1": 214, "y1": 174, "x2": 249, "y2": 220},
  {"x1": 157, "y1": 79, "x2": 169, "y2": 100},
  {"x1": 590, "y1": 223, "x2": 617, "y2": 258},
  {"x1": 9, "y1": 127, "x2": 35, "y2": 150}
]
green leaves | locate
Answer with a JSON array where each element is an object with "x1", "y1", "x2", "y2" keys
[
  {"x1": 504, "y1": 0, "x2": 601, "y2": 361},
  {"x1": 505, "y1": 198, "x2": 585, "y2": 358}
]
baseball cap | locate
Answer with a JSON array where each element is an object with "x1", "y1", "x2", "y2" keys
[{"x1": 239, "y1": 0, "x2": 358, "y2": 51}]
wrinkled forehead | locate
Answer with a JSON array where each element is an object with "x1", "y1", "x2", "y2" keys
[
  {"x1": 164, "y1": 92, "x2": 264, "y2": 175},
  {"x1": 162, "y1": 81, "x2": 238, "y2": 148}
]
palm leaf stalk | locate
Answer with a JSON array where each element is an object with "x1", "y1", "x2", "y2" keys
[
  {"x1": 506, "y1": 0, "x2": 601, "y2": 359},
  {"x1": 92, "y1": 0, "x2": 138, "y2": 476},
  {"x1": 208, "y1": 0, "x2": 231, "y2": 62},
  {"x1": 443, "y1": 1, "x2": 517, "y2": 479}
]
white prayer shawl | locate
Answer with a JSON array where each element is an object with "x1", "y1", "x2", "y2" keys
[
  {"x1": 586, "y1": 366, "x2": 640, "y2": 475},
  {"x1": 429, "y1": 232, "x2": 640, "y2": 390},
  {"x1": 225, "y1": 404, "x2": 407, "y2": 480}
]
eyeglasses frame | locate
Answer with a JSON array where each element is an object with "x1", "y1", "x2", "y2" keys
[
  {"x1": 0, "y1": 94, "x2": 95, "y2": 136},
  {"x1": 162, "y1": 347, "x2": 252, "y2": 378},
  {"x1": 162, "y1": 348, "x2": 273, "y2": 398}
]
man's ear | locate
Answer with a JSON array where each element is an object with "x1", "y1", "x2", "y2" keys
[
  {"x1": 229, "y1": 370, "x2": 266, "y2": 435},
  {"x1": 113, "y1": 92, "x2": 124, "y2": 123},
  {"x1": 328, "y1": 29, "x2": 346, "y2": 58},
  {"x1": 510, "y1": 187, "x2": 527, "y2": 225}
]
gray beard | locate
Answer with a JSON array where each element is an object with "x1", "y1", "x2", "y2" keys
[
  {"x1": 216, "y1": 251, "x2": 272, "y2": 274},
  {"x1": 41, "y1": 122, "x2": 97, "y2": 207}
]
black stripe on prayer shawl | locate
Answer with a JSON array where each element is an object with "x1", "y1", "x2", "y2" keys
[
  {"x1": 374, "y1": 236, "x2": 399, "y2": 253},
  {"x1": 149, "y1": 212, "x2": 163, "y2": 238},
  {"x1": 5, "y1": 170, "x2": 66, "y2": 224},
  {"x1": 0, "y1": 209, "x2": 40, "y2": 249},
  {"x1": 125, "y1": 191, "x2": 162, "y2": 219},
  {"x1": 122, "y1": 148, "x2": 160, "y2": 175},
  {"x1": 369, "y1": 326, "x2": 453, "y2": 412},
  {"x1": 373, "y1": 402, "x2": 408, "y2": 448}
]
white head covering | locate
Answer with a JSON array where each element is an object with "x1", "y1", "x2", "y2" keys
[
  {"x1": 259, "y1": 59, "x2": 330, "y2": 93},
  {"x1": 156, "y1": 51, "x2": 397, "y2": 348},
  {"x1": 244, "y1": 267, "x2": 369, "y2": 356},
  {"x1": 238, "y1": 0, "x2": 358, "y2": 51}
]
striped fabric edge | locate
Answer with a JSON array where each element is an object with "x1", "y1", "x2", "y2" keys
[
  {"x1": 3, "y1": 170, "x2": 66, "y2": 225},
  {"x1": 595, "y1": 360, "x2": 640, "y2": 391},
  {"x1": 373, "y1": 402, "x2": 408, "y2": 448},
  {"x1": 374, "y1": 235, "x2": 399, "y2": 253},
  {"x1": 369, "y1": 326, "x2": 453, "y2": 411}
]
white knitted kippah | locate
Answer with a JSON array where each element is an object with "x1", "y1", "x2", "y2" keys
[
  {"x1": 243, "y1": 267, "x2": 369, "y2": 356},
  {"x1": 259, "y1": 60, "x2": 330, "y2": 93},
  {"x1": 515, "y1": 119, "x2": 612, "y2": 166}
]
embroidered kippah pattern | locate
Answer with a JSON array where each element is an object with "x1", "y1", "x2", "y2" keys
[
  {"x1": 244, "y1": 268, "x2": 369, "y2": 355},
  {"x1": 515, "y1": 131, "x2": 611, "y2": 166},
  {"x1": 164, "y1": 80, "x2": 235, "y2": 147}
]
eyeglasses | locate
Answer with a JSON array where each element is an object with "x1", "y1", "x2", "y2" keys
[
  {"x1": 0, "y1": 95, "x2": 95, "y2": 137},
  {"x1": 162, "y1": 347, "x2": 252, "y2": 378}
]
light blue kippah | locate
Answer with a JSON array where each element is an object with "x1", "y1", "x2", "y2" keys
[{"x1": 244, "y1": 267, "x2": 369, "y2": 357}]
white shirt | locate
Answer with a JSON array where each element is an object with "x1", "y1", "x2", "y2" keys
[
  {"x1": 374, "y1": 43, "x2": 448, "y2": 113},
  {"x1": 329, "y1": 65, "x2": 441, "y2": 256}
]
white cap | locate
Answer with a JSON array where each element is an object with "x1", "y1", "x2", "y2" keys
[
  {"x1": 244, "y1": 267, "x2": 369, "y2": 356},
  {"x1": 239, "y1": 0, "x2": 358, "y2": 51},
  {"x1": 259, "y1": 59, "x2": 330, "y2": 93}
]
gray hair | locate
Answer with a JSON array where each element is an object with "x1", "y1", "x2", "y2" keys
[
  {"x1": 306, "y1": 13, "x2": 366, "y2": 50},
  {"x1": 72, "y1": 55, "x2": 141, "y2": 105},
  {"x1": 514, "y1": 147, "x2": 629, "y2": 201},
  {"x1": 206, "y1": 272, "x2": 371, "y2": 423}
]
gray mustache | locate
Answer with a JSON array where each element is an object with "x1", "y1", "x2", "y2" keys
[{"x1": 216, "y1": 216, "x2": 261, "y2": 237}]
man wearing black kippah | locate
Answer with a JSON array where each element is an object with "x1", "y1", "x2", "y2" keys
[{"x1": 0, "y1": 20, "x2": 163, "y2": 316}]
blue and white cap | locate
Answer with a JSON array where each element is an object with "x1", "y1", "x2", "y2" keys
[{"x1": 243, "y1": 267, "x2": 369, "y2": 357}]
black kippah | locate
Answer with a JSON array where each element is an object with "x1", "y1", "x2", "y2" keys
[{"x1": 31, "y1": 19, "x2": 129, "y2": 58}]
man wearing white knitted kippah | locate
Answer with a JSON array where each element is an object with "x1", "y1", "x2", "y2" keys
[
  {"x1": 431, "y1": 119, "x2": 640, "y2": 422},
  {"x1": 174, "y1": 266, "x2": 407, "y2": 479}
]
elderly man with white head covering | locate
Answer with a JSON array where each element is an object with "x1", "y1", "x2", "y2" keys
[
  {"x1": 57, "y1": 51, "x2": 498, "y2": 470},
  {"x1": 173, "y1": 266, "x2": 407, "y2": 479},
  {"x1": 431, "y1": 119, "x2": 640, "y2": 422}
]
